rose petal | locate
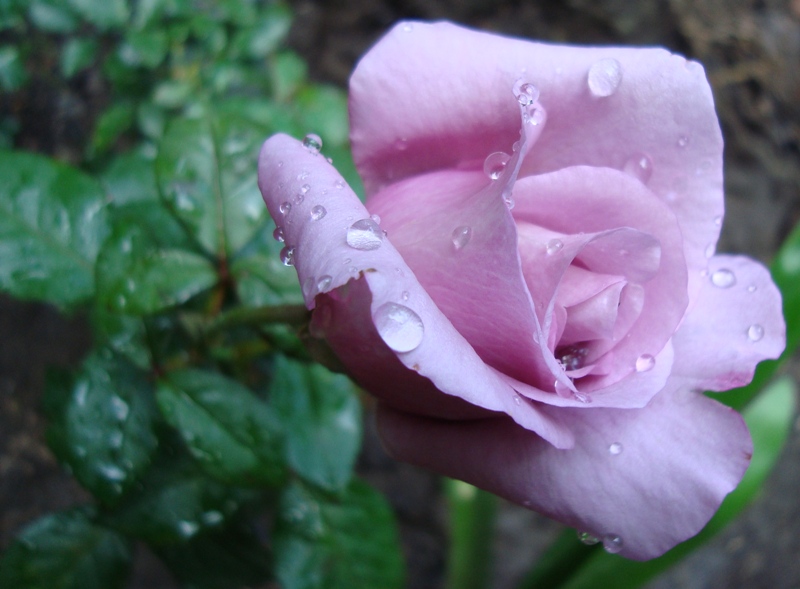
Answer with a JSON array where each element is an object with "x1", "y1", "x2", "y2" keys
[
  {"x1": 258, "y1": 134, "x2": 573, "y2": 448},
  {"x1": 377, "y1": 383, "x2": 751, "y2": 560},
  {"x1": 350, "y1": 21, "x2": 722, "y2": 299},
  {"x1": 671, "y1": 254, "x2": 785, "y2": 390}
]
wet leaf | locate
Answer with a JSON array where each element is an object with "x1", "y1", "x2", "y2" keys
[
  {"x1": 28, "y1": 0, "x2": 79, "y2": 33},
  {"x1": 118, "y1": 29, "x2": 168, "y2": 69},
  {"x1": 100, "y1": 149, "x2": 159, "y2": 206},
  {"x1": 270, "y1": 355, "x2": 362, "y2": 492},
  {"x1": 229, "y1": 3, "x2": 292, "y2": 59},
  {"x1": 155, "y1": 113, "x2": 271, "y2": 258},
  {"x1": 156, "y1": 369, "x2": 287, "y2": 486},
  {"x1": 0, "y1": 507, "x2": 131, "y2": 589},
  {"x1": 0, "y1": 151, "x2": 109, "y2": 307},
  {"x1": 274, "y1": 480, "x2": 405, "y2": 589},
  {"x1": 95, "y1": 224, "x2": 216, "y2": 316},
  {"x1": 89, "y1": 102, "x2": 136, "y2": 158},
  {"x1": 66, "y1": 0, "x2": 129, "y2": 30},
  {"x1": 0, "y1": 45, "x2": 27, "y2": 90},
  {"x1": 60, "y1": 38, "x2": 97, "y2": 78},
  {"x1": 295, "y1": 85, "x2": 349, "y2": 148},
  {"x1": 44, "y1": 350, "x2": 159, "y2": 505}
]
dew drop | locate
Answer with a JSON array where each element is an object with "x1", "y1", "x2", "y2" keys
[
  {"x1": 301, "y1": 184, "x2": 311, "y2": 194},
  {"x1": 373, "y1": 303, "x2": 425, "y2": 352},
  {"x1": 370, "y1": 213, "x2": 381, "y2": 225},
  {"x1": 546, "y1": 238, "x2": 564, "y2": 255},
  {"x1": 554, "y1": 379, "x2": 572, "y2": 398},
  {"x1": 297, "y1": 170, "x2": 310, "y2": 181},
  {"x1": 483, "y1": 151, "x2": 511, "y2": 180},
  {"x1": 608, "y1": 442, "x2": 623, "y2": 455},
  {"x1": 272, "y1": 226, "x2": 285, "y2": 242},
  {"x1": 577, "y1": 531, "x2": 600, "y2": 545},
  {"x1": 747, "y1": 324, "x2": 764, "y2": 342},
  {"x1": 401, "y1": 291, "x2": 410, "y2": 301},
  {"x1": 526, "y1": 107, "x2": 545, "y2": 126},
  {"x1": 302, "y1": 276, "x2": 316, "y2": 298},
  {"x1": 310, "y1": 205, "x2": 327, "y2": 220},
  {"x1": 622, "y1": 153, "x2": 653, "y2": 184},
  {"x1": 704, "y1": 243, "x2": 715, "y2": 259},
  {"x1": 747, "y1": 284, "x2": 757, "y2": 293},
  {"x1": 451, "y1": 226, "x2": 472, "y2": 251},
  {"x1": 279, "y1": 201, "x2": 292, "y2": 215},
  {"x1": 503, "y1": 193, "x2": 515, "y2": 209},
  {"x1": 280, "y1": 245, "x2": 295, "y2": 266},
  {"x1": 574, "y1": 391, "x2": 592, "y2": 404},
  {"x1": 710, "y1": 268, "x2": 736, "y2": 288},
  {"x1": 317, "y1": 275, "x2": 332, "y2": 292},
  {"x1": 677, "y1": 134, "x2": 690, "y2": 148},
  {"x1": 346, "y1": 218, "x2": 383, "y2": 250},
  {"x1": 587, "y1": 58, "x2": 623, "y2": 97},
  {"x1": 513, "y1": 80, "x2": 540, "y2": 106},
  {"x1": 602, "y1": 534, "x2": 624, "y2": 554},
  {"x1": 513, "y1": 395, "x2": 522, "y2": 405},
  {"x1": 293, "y1": 192, "x2": 305, "y2": 205},
  {"x1": 334, "y1": 179, "x2": 345, "y2": 189},
  {"x1": 302, "y1": 133, "x2": 323, "y2": 154},
  {"x1": 635, "y1": 353, "x2": 655, "y2": 372}
]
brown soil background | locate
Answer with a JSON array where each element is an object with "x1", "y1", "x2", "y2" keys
[{"x1": 2, "y1": 0, "x2": 799, "y2": 588}]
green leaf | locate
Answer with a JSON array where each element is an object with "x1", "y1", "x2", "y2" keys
[
  {"x1": 44, "y1": 350, "x2": 159, "y2": 504},
  {"x1": 533, "y1": 376, "x2": 797, "y2": 589},
  {"x1": 100, "y1": 149, "x2": 158, "y2": 206},
  {"x1": 90, "y1": 309, "x2": 151, "y2": 370},
  {"x1": 152, "y1": 79, "x2": 195, "y2": 108},
  {"x1": 104, "y1": 454, "x2": 258, "y2": 545},
  {"x1": 88, "y1": 102, "x2": 136, "y2": 158},
  {"x1": 295, "y1": 85, "x2": 349, "y2": 148},
  {"x1": 270, "y1": 355, "x2": 362, "y2": 491},
  {"x1": 118, "y1": 29, "x2": 168, "y2": 69},
  {"x1": 269, "y1": 51, "x2": 307, "y2": 102},
  {"x1": 155, "y1": 113, "x2": 271, "y2": 257},
  {"x1": 0, "y1": 45, "x2": 27, "y2": 91},
  {"x1": 156, "y1": 369, "x2": 287, "y2": 486},
  {"x1": 0, "y1": 151, "x2": 109, "y2": 307},
  {"x1": 0, "y1": 507, "x2": 131, "y2": 589},
  {"x1": 155, "y1": 523, "x2": 271, "y2": 589},
  {"x1": 95, "y1": 224, "x2": 217, "y2": 315},
  {"x1": 28, "y1": 0, "x2": 79, "y2": 32},
  {"x1": 66, "y1": 0, "x2": 129, "y2": 30},
  {"x1": 274, "y1": 479, "x2": 405, "y2": 589},
  {"x1": 230, "y1": 3, "x2": 292, "y2": 59},
  {"x1": 60, "y1": 38, "x2": 97, "y2": 78}
]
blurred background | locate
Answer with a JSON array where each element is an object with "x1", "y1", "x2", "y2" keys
[{"x1": 1, "y1": 0, "x2": 799, "y2": 587}]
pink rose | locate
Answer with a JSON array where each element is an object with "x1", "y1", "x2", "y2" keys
[{"x1": 258, "y1": 21, "x2": 785, "y2": 559}]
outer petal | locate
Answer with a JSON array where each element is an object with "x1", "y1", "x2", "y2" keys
[
  {"x1": 671, "y1": 254, "x2": 785, "y2": 391},
  {"x1": 258, "y1": 134, "x2": 573, "y2": 448},
  {"x1": 349, "y1": 21, "x2": 723, "y2": 297},
  {"x1": 377, "y1": 384, "x2": 752, "y2": 561}
]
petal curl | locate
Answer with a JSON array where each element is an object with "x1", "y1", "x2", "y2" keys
[
  {"x1": 671, "y1": 254, "x2": 785, "y2": 390},
  {"x1": 377, "y1": 384, "x2": 751, "y2": 560},
  {"x1": 258, "y1": 134, "x2": 573, "y2": 448}
]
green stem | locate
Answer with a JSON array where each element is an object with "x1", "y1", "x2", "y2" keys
[
  {"x1": 515, "y1": 528, "x2": 597, "y2": 589},
  {"x1": 204, "y1": 304, "x2": 309, "y2": 336},
  {"x1": 445, "y1": 479, "x2": 497, "y2": 589}
]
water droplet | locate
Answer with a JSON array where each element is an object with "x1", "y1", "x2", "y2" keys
[
  {"x1": 513, "y1": 395, "x2": 522, "y2": 405},
  {"x1": 602, "y1": 534, "x2": 624, "y2": 554},
  {"x1": 373, "y1": 302, "x2": 425, "y2": 352},
  {"x1": 302, "y1": 133, "x2": 322, "y2": 154},
  {"x1": 280, "y1": 245, "x2": 295, "y2": 266},
  {"x1": 635, "y1": 353, "x2": 655, "y2": 372},
  {"x1": 714, "y1": 215, "x2": 722, "y2": 227},
  {"x1": 554, "y1": 379, "x2": 572, "y2": 398},
  {"x1": 546, "y1": 238, "x2": 564, "y2": 255},
  {"x1": 705, "y1": 243, "x2": 715, "y2": 259},
  {"x1": 574, "y1": 391, "x2": 592, "y2": 404},
  {"x1": 451, "y1": 226, "x2": 472, "y2": 251},
  {"x1": 587, "y1": 58, "x2": 623, "y2": 97},
  {"x1": 401, "y1": 23, "x2": 413, "y2": 32},
  {"x1": 334, "y1": 179, "x2": 345, "y2": 189},
  {"x1": 272, "y1": 226, "x2": 285, "y2": 242},
  {"x1": 608, "y1": 442, "x2": 623, "y2": 455},
  {"x1": 293, "y1": 192, "x2": 305, "y2": 205},
  {"x1": 401, "y1": 290, "x2": 410, "y2": 301},
  {"x1": 622, "y1": 153, "x2": 653, "y2": 184},
  {"x1": 484, "y1": 151, "x2": 511, "y2": 180},
  {"x1": 503, "y1": 193, "x2": 515, "y2": 209},
  {"x1": 297, "y1": 170, "x2": 310, "y2": 181},
  {"x1": 326, "y1": 156, "x2": 333, "y2": 163},
  {"x1": 279, "y1": 201, "x2": 292, "y2": 215},
  {"x1": 526, "y1": 107, "x2": 545, "y2": 126},
  {"x1": 559, "y1": 345, "x2": 588, "y2": 371},
  {"x1": 310, "y1": 205, "x2": 327, "y2": 220},
  {"x1": 513, "y1": 80, "x2": 540, "y2": 106},
  {"x1": 577, "y1": 531, "x2": 600, "y2": 545},
  {"x1": 677, "y1": 134, "x2": 690, "y2": 148},
  {"x1": 370, "y1": 213, "x2": 381, "y2": 225},
  {"x1": 710, "y1": 268, "x2": 736, "y2": 288},
  {"x1": 110, "y1": 396, "x2": 130, "y2": 421},
  {"x1": 317, "y1": 275, "x2": 332, "y2": 291},
  {"x1": 747, "y1": 284, "x2": 757, "y2": 293},
  {"x1": 346, "y1": 218, "x2": 383, "y2": 250},
  {"x1": 747, "y1": 324, "x2": 764, "y2": 342}
]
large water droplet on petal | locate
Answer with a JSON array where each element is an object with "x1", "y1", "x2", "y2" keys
[
  {"x1": 546, "y1": 238, "x2": 564, "y2": 255},
  {"x1": 554, "y1": 379, "x2": 572, "y2": 398},
  {"x1": 373, "y1": 303, "x2": 424, "y2": 352},
  {"x1": 451, "y1": 226, "x2": 472, "y2": 251},
  {"x1": 346, "y1": 218, "x2": 383, "y2": 250},
  {"x1": 710, "y1": 268, "x2": 736, "y2": 288},
  {"x1": 747, "y1": 324, "x2": 764, "y2": 342},
  {"x1": 302, "y1": 133, "x2": 322, "y2": 154},
  {"x1": 272, "y1": 226, "x2": 285, "y2": 242},
  {"x1": 635, "y1": 354, "x2": 655, "y2": 372},
  {"x1": 483, "y1": 151, "x2": 511, "y2": 180},
  {"x1": 608, "y1": 442, "x2": 623, "y2": 455},
  {"x1": 602, "y1": 534, "x2": 624, "y2": 554},
  {"x1": 280, "y1": 245, "x2": 295, "y2": 266},
  {"x1": 622, "y1": 153, "x2": 653, "y2": 184},
  {"x1": 317, "y1": 275, "x2": 332, "y2": 292},
  {"x1": 513, "y1": 80, "x2": 540, "y2": 106},
  {"x1": 279, "y1": 201, "x2": 292, "y2": 215},
  {"x1": 587, "y1": 58, "x2": 623, "y2": 97},
  {"x1": 310, "y1": 205, "x2": 326, "y2": 220}
]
